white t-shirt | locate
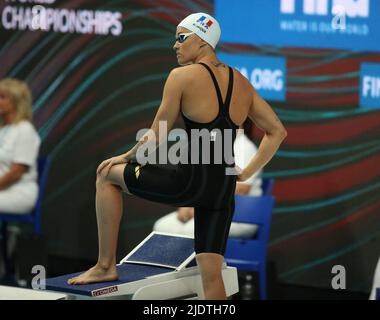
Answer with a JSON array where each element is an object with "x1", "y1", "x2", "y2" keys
[
  {"x1": 234, "y1": 132, "x2": 263, "y2": 196},
  {"x1": 0, "y1": 120, "x2": 41, "y2": 200}
]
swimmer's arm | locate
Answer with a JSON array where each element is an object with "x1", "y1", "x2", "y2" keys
[
  {"x1": 239, "y1": 88, "x2": 287, "y2": 181},
  {"x1": 100, "y1": 72, "x2": 182, "y2": 171},
  {"x1": 151, "y1": 68, "x2": 183, "y2": 143},
  {"x1": 0, "y1": 163, "x2": 28, "y2": 190},
  {"x1": 235, "y1": 183, "x2": 251, "y2": 194},
  {"x1": 127, "y1": 68, "x2": 183, "y2": 156}
]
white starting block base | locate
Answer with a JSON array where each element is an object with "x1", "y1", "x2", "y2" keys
[
  {"x1": 42, "y1": 232, "x2": 239, "y2": 300},
  {"x1": 132, "y1": 265, "x2": 238, "y2": 300}
]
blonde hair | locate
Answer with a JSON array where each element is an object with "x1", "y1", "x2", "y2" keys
[{"x1": 0, "y1": 78, "x2": 33, "y2": 126}]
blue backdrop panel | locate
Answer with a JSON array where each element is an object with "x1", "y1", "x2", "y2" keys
[
  {"x1": 218, "y1": 53, "x2": 287, "y2": 101},
  {"x1": 215, "y1": 0, "x2": 380, "y2": 52}
]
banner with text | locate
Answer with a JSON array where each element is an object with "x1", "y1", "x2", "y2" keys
[
  {"x1": 215, "y1": 0, "x2": 380, "y2": 52},
  {"x1": 218, "y1": 53, "x2": 287, "y2": 102}
]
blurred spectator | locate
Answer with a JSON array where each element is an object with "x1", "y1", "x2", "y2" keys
[{"x1": 0, "y1": 79, "x2": 41, "y2": 214}]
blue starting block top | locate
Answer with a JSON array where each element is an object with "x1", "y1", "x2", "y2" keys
[
  {"x1": 124, "y1": 233, "x2": 195, "y2": 268},
  {"x1": 45, "y1": 264, "x2": 172, "y2": 296},
  {"x1": 45, "y1": 232, "x2": 196, "y2": 297}
]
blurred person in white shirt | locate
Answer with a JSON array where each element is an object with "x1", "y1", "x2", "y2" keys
[{"x1": 0, "y1": 79, "x2": 41, "y2": 214}]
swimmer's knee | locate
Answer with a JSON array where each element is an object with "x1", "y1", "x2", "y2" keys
[
  {"x1": 96, "y1": 174, "x2": 119, "y2": 194},
  {"x1": 96, "y1": 168, "x2": 111, "y2": 185},
  {"x1": 96, "y1": 171, "x2": 106, "y2": 185},
  {"x1": 96, "y1": 164, "x2": 125, "y2": 186}
]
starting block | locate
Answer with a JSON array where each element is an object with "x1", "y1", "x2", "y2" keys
[{"x1": 43, "y1": 232, "x2": 239, "y2": 300}]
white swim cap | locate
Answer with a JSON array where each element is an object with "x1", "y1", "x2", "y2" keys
[{"x1": 177, "y1": 13, "x2": 221, "y2": 49}]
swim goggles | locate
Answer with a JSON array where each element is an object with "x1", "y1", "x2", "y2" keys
[{"x1": 176, "y1": 32, "x2": 195, "y2": 43}]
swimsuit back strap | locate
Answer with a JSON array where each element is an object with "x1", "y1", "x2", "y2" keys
[{"x1": 198, "y1": 62, "x2": 226, "y2": 115}]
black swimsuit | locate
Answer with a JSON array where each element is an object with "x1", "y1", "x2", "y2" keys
[{"x1": 123, "y1": 62, "x2": 238, "y2": 255}]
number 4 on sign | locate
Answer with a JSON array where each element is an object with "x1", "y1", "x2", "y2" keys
[{"x1": 331, "y1": 265, "x2": 346, "y2": 290}]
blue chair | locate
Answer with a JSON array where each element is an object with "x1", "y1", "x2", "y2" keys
[
  {"x1": 225, "y1": 195, "x2": 275, "y2": 300},
  {"x1": 0, "y1": 157, "x2": 51, "y2": 279},
  {"x1": 261, "y1": 178, "x2": 274, "y2": 195}
]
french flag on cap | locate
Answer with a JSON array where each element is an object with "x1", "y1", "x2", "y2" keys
[{"x1": 197, "y1": 16, "x2": 213, "y2": 29}]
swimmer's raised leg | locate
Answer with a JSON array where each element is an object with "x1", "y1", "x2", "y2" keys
[{"x1": 68, "y1": 163, "x2": 128, "y2": 285}]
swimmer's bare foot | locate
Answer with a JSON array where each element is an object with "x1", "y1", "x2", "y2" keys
[{"x1": 67, "y1": 264, "x2": 118, "y2": 285}]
